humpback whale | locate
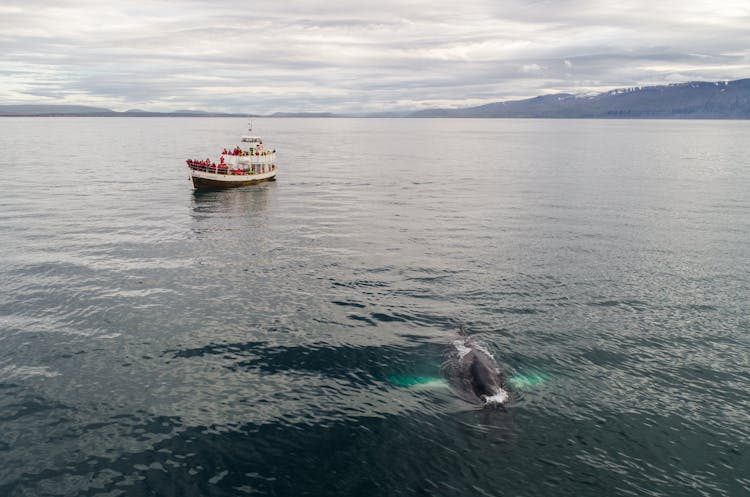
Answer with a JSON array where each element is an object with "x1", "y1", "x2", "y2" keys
[{"x1": 444, "y1": 328, "x2": 509, "y2": 407}]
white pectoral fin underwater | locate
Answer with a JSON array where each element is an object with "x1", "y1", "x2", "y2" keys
[
  {"x1": 387, "y1": 375, "x2": 449, "y2": 388},
  {"x1": 507, "y1": 371, "x2": 551, "y2": 389}
]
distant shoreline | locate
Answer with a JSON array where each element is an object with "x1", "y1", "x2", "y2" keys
[
  {"x1": 2, "y1": 115, "x2": 749, "y2": 120},
  {"x1": 3, "y1": 77, "x2": 750, "y2": 119},
  {"x1": 0, "y1": 114, "x2": 750, "y2": 121}
]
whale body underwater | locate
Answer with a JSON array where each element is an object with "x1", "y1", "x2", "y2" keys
[{"x1": 444, "y1": 330, "x2": 510, "y2": 407}]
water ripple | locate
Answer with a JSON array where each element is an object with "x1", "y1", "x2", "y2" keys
[{"x1": 0, "y1": 118, "x2": 748, "y2": 496}]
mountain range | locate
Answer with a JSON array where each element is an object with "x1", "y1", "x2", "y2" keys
[
  {"x1": 411, "y1": 79, "x2": 750, "y2": 118},
  {"x1": 2, "y1": 78, "x2": 750, "y2": 118}
]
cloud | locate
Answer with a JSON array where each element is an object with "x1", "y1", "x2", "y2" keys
[
  {"x1": 521, "y1": 63, "x2": 543, "y2": 73},
  {"x1": 1, "y1": 0, "x2": 749, "y2": 112}
]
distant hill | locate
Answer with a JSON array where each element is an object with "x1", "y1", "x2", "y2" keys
[
  {"x1": 411, "y1": 79, "x2": 750, "y2": 118},
  {"x1": 0, "y1": 105, "x2": 250, "y2": 117},
  {"x1": 268, "y1": 112, "x2": 337, "y2": 118},
  {"x1": 0, "y1": 104, "x2": 115, "y2": 116}
]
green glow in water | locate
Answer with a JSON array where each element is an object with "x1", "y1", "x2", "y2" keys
[
  {"x1": 508, "y1": 372, "x2": 550, "y2": 389},
  {"x1": 389, "y1": 372, "x2": 549, "y2": 389},
  {"x1": 388, "y1": 375, "x2": 448, "y2": 388}
]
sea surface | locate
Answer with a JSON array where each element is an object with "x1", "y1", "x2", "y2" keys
[{"x1": 0, "y1": 117, "x2": 748, "y2": 497}]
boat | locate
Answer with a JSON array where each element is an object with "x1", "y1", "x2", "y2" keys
[{"x1": 186, "y1": 124, "x2": 278, "y2": 189}]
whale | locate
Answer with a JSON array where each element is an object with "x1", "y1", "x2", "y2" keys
[{"x1": 443, "y1": 328, "x2": 509, "y2": 407}]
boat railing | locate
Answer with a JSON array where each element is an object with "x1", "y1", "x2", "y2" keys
[{"x1": 186, "y1": 161, "x2": 276, "y2": 176}]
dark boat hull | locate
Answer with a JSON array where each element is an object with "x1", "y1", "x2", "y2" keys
[
  {"x1": 189, "y1": 168, "x2": 278, "y2": 189},
  {"x1": 191, "y1": 175, "x2": 276, "y2": 189}
]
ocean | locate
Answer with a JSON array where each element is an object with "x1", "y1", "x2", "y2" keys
[{"x1": 1, "y1": 117, "x2": 748, "y2": 496}]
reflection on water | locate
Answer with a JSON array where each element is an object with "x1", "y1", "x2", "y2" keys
[
  {"x1": 0, "y1": 118, "x2": 749, "y2": 497},
  {"x1": 191, "y1": 181, "x2": 275, "y2": 218}
]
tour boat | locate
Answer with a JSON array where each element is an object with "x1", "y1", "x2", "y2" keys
[{"x1": 186, "y1": 125, "x2": 278, "y2": 189}]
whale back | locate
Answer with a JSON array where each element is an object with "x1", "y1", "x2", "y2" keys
[
  {"x1": 445, "y1": 336, "x2": 509, "y2": 406},
  {"x1": 468, "y1": 349, "x2": 503, "y2": 399}
]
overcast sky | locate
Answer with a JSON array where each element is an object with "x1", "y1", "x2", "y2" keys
[{"x1": 1, "y1": 0, "x2": 749, "y2": 113}]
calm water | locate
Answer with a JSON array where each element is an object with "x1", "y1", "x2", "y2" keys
[{"x1": 0, "y1": 118, "x2": 748, "y2": 497}]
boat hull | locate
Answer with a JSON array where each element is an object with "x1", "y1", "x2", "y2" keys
[{"x1": 189, "y1": 167, "x2": 278, "y2": 189}]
